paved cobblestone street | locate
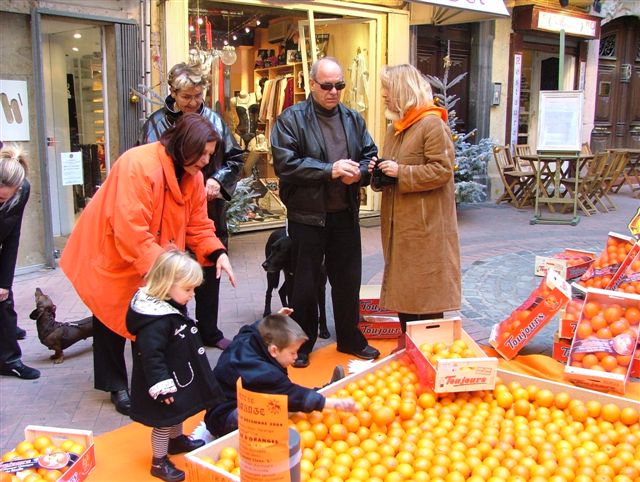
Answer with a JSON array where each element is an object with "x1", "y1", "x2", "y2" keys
[{"x1": 1, "y1": 192, "x2": 638, "y2": 454}]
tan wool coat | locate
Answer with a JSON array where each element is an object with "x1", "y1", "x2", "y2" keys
[{"x1": 378, "y1": 114, "x2": 461, "y2": 314}]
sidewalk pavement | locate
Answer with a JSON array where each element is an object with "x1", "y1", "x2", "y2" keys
[{"x1": 1, "y1": 190, "x2": 638, "y2": 454}]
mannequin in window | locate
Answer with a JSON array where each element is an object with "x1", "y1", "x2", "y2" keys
[
  {"x1": 247, "y1": 133, "x2": 269, "y2": 152},
  {"x1": 231, "y1": 90, "x2": 258, "y2": 145}
]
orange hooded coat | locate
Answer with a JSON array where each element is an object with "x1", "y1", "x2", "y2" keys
[{"x1": 60, "y1": 142, "x2": 225, "y2": 339}]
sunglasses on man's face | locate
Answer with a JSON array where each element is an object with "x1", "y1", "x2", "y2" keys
[{"x1": 316, "y1": 81, "x2": 346, "y2": 91}]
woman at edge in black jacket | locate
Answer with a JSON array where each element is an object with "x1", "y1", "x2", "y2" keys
[{"x1": 0, "y1": 144, "x2": 39, "y2": 379}]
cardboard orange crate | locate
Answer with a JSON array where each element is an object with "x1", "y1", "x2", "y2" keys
[
  {"x1": 608, "y1": 241, "x2": 640, "y2": 294},
  {"x1": 359, "y1": 285, "x2": 395, "y2": 316},
  {"x1": 489, "y1": 270, "x2": 571, "y2": 360},
  {"x1": 577, "y1": 232, "x2": 636, "y2": 290},
  {"x1": 185, "y1": 353, "x2": 640, "y2": 481},
  {"x1": 0, "y1": 426, "x2": 95, "y2": 482},
  {"x1": 405, "y1": 317, "x2": 498, "y2": 393},
  {"x1": 565, "y1": 288, "x2": 640, "y2": 394},
  {"x1": 358, "y1": 314, "x2": 402, "y2": 339},
  {"x1": 534, "y1": 248, "x2": 596, "y2": 280},
  {"x1": 558, "y1": 298, "x2": 585, "y2": 339},
  {"x1": 552, "y1": 333, "x2": 572, "y2": 364}
]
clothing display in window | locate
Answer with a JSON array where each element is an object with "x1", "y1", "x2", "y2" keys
[
  {"x1": 231, "y1": 91, "x2": 258, "y2": 145},
  {"x1": 258, "y1": 76, "x2": 294, "y2": 140},
  {"x1": 348, "y1": 49, "x2": 369, "y2": 113}
]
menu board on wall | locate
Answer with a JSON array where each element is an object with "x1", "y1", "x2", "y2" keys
[{"x1": 536, "y1": 91, "x2": 583, "y2": 152}]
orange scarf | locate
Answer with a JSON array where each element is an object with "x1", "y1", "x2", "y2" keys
[{"x1": 393, "y1": 105, "x2": 448, "y2": 135}]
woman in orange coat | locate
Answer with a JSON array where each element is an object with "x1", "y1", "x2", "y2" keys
[{"x1": 61, "y1": 113, "x2": 236, "y2": 415}]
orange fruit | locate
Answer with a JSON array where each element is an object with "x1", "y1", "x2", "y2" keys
[
  {"x1": 583, "y1": 301, "x2": 601, "y2": 319},
  {"x1": 601, "y1": 403, "x2": 621, "y2": 423},
  {"x1": 329, "y1": 424, "x2": 348, "y2": 441},
  {"x1": 603, "y1": 305, "x2": 623, "y2": 323},
  {"x1": 625, "y1": 306, "x2": 640, "y2": 324},
  {"x1": 15, "y1": 440, "x2": 35, "y2": 455},
  {"x1": 371, "y1": 406, "x2": 395, "y2": 426},
  {"x1": 619, "y1": 406, "x2": 639, "y2": 426}
]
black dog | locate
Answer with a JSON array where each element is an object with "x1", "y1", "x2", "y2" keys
[
  {"x1": 29, "y1": 288, "x2": 94, "y2": 364},
  {"x1": 262, "y1": 228, "x2": 330, "y2": 339}
]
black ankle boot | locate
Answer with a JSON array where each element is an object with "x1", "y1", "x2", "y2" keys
[
  {"x1": 150, "y1": 456, "x2": 185, "y2": 482},
  {"x1": 167, "y1": 434, "x2": 205, "y2": 454}
]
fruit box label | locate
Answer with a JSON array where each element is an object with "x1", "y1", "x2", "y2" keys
[
  {"x1": 358, "y1": 315, "x2": 402, "y2": 339},
  {"x1": 359, "y1": 285, "x2": 395, "y2": 316},
  {"x1": 489, "y1": 271, "x2": 571, "y2": 360},
  {"x1": 552, "y1": 337, "x2": 572, "y2": 363}
]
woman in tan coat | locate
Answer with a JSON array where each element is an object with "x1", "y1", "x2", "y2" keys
[{"x1": 369, "y1": 64, "x2": 461, "y2": 350}]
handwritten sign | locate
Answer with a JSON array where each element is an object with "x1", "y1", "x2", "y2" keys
[
  {"x1": 237, "y1": 379, "x2": 291, "y2": 482},
  {"x1": 61, "y1": 152, "x2": 83, "y2": 186}
]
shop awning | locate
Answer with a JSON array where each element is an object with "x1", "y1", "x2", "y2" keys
[{"x1": 409, "y1": 0, "x2": 510, "y2": 25}]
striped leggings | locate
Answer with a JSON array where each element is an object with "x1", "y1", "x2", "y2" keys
[{"x1": 151, "y1": 423, "x2": 182, "y2": 459}]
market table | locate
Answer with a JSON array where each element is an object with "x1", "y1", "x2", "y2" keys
[
  {"x1": 519, "y1": 153, "x2": 593, "y2": 226},
  {"x1": 87, "y1": 339, "x2": 639, "y2": 481}
]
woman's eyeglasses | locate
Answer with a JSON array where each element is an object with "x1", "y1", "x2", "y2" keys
[{"x1": 317, "y1": 81, "x2": 346, "y2": 91}]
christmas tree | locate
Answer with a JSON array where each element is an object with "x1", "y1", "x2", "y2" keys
[{"x1": 425, "y1": 53, "x2": 493, "y2": 204}]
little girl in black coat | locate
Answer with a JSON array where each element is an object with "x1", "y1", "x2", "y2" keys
[{"x1": 126, "y1": 250, "x2": 224, "y2": 482}]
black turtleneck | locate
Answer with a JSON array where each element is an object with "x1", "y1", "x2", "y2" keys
[{"x1": 312, "y1": 98, "x2": 350, "y2": 212}]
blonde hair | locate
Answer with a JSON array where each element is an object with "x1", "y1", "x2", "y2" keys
[
  {"x1": 168, "y1": 62, "x2": 210, "y2": 92},
  {"x1": 258, "y1": 314, "x2": 308, "y2": 350},
  {"x1": 0, "y1": 143, "x2": 28, "y2": 211},
  {"x1": 380, "y1": 64, "x2": 434, "y2": 118},
  {"x1": 143, "y1": 250, "x2": 203, "y2": 300}
]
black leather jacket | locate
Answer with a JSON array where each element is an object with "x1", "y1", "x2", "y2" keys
[
  {"x1": 0, "y1": 180, "x2": 29, "y2": 289},
  {"x1": 138, "y1": 96, "x2": 244, "y2": 201},
  {"x1": 270, "y1": 98, "x2": 377, "y2": 226}
]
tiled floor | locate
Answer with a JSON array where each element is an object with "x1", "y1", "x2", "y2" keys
[{"x1": 1, "y1": 191, "x2": 638, "y2": 454}]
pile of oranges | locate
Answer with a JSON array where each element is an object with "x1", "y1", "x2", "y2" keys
[
  {"x1": 614, "y1": 253, "x2": 640, "y2": 295},
  {"x1": 569, "y1": 300, "x2": 640, "y2": 374},
  {"x1": 207, "y1": 357, "x2": 640, "y2": 482},
  {"x1": 418, "y1": 340, "x2": 477, "y2": 364},
  {"x1": 0, "y1": 436, "x2": 85, "y2": 482},
  {"x1": 579, "y1": 236, "x2": 635, "y2": 290}
]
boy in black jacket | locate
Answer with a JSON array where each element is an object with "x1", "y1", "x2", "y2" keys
[{"x1": 204, "y1": 309, "x2": 354, "y2": 437}]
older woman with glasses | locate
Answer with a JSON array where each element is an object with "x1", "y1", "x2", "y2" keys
[{"x1": 62, "y1": 113, "x2": 236, "y2": 415}]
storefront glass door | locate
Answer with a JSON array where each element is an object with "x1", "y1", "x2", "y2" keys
[{"x1": 40, "y1": 17, "x2": 108, "y2": 250}]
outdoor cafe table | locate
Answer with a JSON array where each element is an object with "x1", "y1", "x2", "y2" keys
[{"x1": 519, "y1": 153, "x2": 593, "y2": 226}]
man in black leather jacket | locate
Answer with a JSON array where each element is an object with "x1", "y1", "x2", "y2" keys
[
  {"x1": 138, "y1": 62, "x2": 244, "y2": 352},
  {"x1": 270, "y1": 57, "x2": 380, "y2": 368}
]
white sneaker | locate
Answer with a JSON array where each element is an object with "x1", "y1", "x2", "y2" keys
[{"x1": 191, "y1": 421, "x2": 214, "y2": 444}]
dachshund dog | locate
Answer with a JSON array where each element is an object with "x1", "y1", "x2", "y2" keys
[
  {"x1": 29, "y1": 288, "x2": 94, "y2": 364},
  {"x1": 262, "y1": 228, "x2": 330, "y2": 339}
]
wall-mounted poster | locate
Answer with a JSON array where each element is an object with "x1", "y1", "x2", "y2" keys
[
  {"x1": 536, "y1": 91, "x2": 583, "y2": 152},
  {"x1": 0, "y1": 79, "x2": 30, "y2": 141}
]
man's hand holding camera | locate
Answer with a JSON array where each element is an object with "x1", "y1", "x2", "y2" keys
[{"x1": 332, "y1": 158, "x2": 362, "y2": 185}]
